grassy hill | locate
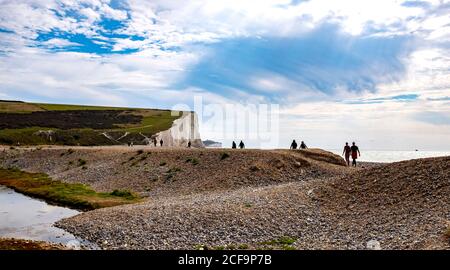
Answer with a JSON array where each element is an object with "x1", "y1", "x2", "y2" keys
[{"x1": 0, "y1": 100, "x2": 181, "y2": 146}]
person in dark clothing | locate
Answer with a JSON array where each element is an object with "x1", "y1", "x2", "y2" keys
[
  {"x1": 290, "y1": 140, "x2": 298, "y2": 149},
  {"x1": 350, "y1": 142, "x2": 360, "y2": 167},
  {"x1": 342, "y1": 142, "x2": 351, "y2": 166},
  {"x1": 232, "y1": 141, "x2": 237, "y2": 149},
  {"x1": 239, "y1": 140, "x2": 245, "y2": 149},
  {"x1": 187, "y1": 141, "x2": 191, "y2": 148},
  {"x1": 153, "y1": 139, "x2": 157, "y2": 147},
  {"x1": 300, "y1": 141, "x2": 307, "y2": 149},
  {"x1": 160, "y1": 139, "x2": 163, "y2": 147}
]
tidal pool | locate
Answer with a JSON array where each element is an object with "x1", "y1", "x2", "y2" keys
[{"x1": 0, "y1": 185, "x2": 97, "y2": 249}]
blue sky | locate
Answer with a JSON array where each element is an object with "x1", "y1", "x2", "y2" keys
[{"x1": 0, "y1": 0, "x2": 449, "y2": 150}]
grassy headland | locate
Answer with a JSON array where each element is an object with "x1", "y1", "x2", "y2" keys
[{"x1": 0, "y1": 100, "x2": 181, "y2": 146}]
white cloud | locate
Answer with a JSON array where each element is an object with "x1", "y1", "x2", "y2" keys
[
  {"x1": 1, "y1": 0, "x2": 450, "y2": 150},
  {"x1": 42, "y1": 38, "x2": 81, "y2": 48}
]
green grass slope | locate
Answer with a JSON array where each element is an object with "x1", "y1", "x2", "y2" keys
[{"x1": 0, "y1": 100, "x2": 181, "y2": 146}]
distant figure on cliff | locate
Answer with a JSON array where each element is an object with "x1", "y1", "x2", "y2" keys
[
  {"x1": 232, "y1": 141, "x2": 237, "y2": 149},
  {"x1": 160, "y1": 139, "x2": 163, "y2": 147},
  {"x1": 239, "y1": 140, "x2": 245, "y2": 149},
  {"x1": 342, "y1": 142, "x2": 351, "y2": 166},
  {"x1": 187, "y1": 141, "x2": 191, "y2": 148},
  {"x1": 290, "y1": 140, "x2": 298, "y2": 149},
  {"x1": 153, "y1": 139, "x2": 157, "y2": 147},
  {"x1": 300, "y1": 141, "x2": 307, "y2": 149},
  {"x1": 351, "y1": 142, "x2": 360, "y2": 167}
]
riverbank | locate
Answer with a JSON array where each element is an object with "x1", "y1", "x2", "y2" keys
[{"x1": 0, "y1": 168, "x2": 140, "y2": 210}]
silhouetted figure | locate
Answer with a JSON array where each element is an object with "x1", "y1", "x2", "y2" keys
[
  {"x1": 239, "y1": 140, "x2": 245, "y2": 149},
  {"x1": 350, "y1": 142, "x2": 360, "y2": 167},
  {"x1": 342, "y1": 142, "x2": 351, "y2": 166},
  {"x1": 153, "y1": 139, "x2": 157, "y2": 147},
  {"x1": 232, "y1": 141, "x2": 237, "y2": 149},
  {"x1": 300, "y1": 141, "x2": 307, "y2": 149},
  {"x1": 290, "y1": 140, "x2": 298, "y2": 150},
  {"x1": 187, "y1": 141, "x2": 191, "y2": 148},
  {"x1": 160, "y1": 139, "x2": 163, "y2": 147}
]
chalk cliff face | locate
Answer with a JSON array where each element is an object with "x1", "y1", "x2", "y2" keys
[{"x1": 154, "y1": 111, "x2": 204, "y2": 148}]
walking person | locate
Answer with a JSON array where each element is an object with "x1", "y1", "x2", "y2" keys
[
  {"x1": 239, "y1": 140, "x2": 245, "y2": 149},
  {"x1": 290, "y1": 140, "x2": 298, "y2": 150},
  {"x1": 300, "y1": 141, "x2": 307, "y2": 149},
  {"x1": 232, "y1": 141, "x2": 237, "y2": 149},
  {"x1": 160, "y1": 139, "x2": 163, "y2": 147},
  {"x1": 342, "y1": 142, "x2": 351, "y2": 166},
  {"x1": 350, "y1": 142, "x2": 360, "y2": 167},
  {"x1": 153, "y1": 138, "x2": 157, "y2": 147},
  {"x1": 187, "y1": 141, "x2": 191, "y2": 148}
]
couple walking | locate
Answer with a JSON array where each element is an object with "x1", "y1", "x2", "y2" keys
[
  {"x1": 290, "y1": 140, "x2": 307, "y2": 150},
  {"x1": 342, "y1": 142, "x2": 360, "y2": 167}
]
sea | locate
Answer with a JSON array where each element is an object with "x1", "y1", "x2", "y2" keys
[{"x1": 326, "y1": 150, "x2": 450, "y2": 163}]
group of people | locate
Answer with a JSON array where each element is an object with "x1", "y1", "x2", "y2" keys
[
  {"x1": 342, "y1": 142, "x2": 360, "y2": 167},
  {"x1": 289, "y1": 140, "x2": 361, "y2": 167},
  {"x1": 231, "y1": 140, "x2": 245, "y2": 149},
  {"x1": 290, "y1": 140, "x2": 308, "y2": 150}
]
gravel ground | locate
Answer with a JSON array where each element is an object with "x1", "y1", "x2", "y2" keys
[
  {"x1": 57, "y1": 156, "x2": 449, "y2": 250},
  {"x1": 0, "y1": 146, "x2": 347, "y2": 198},
  {"x1": 1, "y1": 146, "x2": 448, "y2": 250}
]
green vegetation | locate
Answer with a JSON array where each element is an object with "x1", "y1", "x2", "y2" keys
[
  {"x1": 238, "y1": 244, "x2": 249, "y2": 250},
  {"x1": 34, "y1": 103, "x2": 132, "y2": 111},
  {"x1": 445, "y1": 224, "x2": 450, "y2": 239},
  {"x1": 259, "y1": 236, "x2": 297, "y2": 250},
  {"x1": 220, "y1": 152, "x2": 230, "y2": 160},
  {"x1": 0, "y1": 127, "x2": 53, "y2": 145},
  {"x1": 0, "y1": 101, "x2": 42, "y2": 113},
  {"x1": 165, "y1": 167, "x2": 181, "y2": 182},
  {"x1": 110, "y1": 189, "x2": 135, "y2": 199},
  {"x1": 0, "y1": 168, "x2": 140, "y2": 210},
  {"x1": 77, "y1": 159, "x2": 87, "y2": 166},
  {"x1": 185, "y1": 157, "x2": 199, "y2": 165},
  {"x1": 0, "y1": 101, "x2": 182, "y2": 146},
  {"x1": 213, "y1": 244, "x2": 249, "y2": 250},
  {"x1": 167, "y1": 167, "x2": 182, "y2": 174},
  {"x1": 121, "y1": 110, "x2": 180, "y2": 134}
]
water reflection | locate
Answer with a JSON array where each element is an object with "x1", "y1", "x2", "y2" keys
[{"x1": 0, "y1": 185, "x2": 97, "y2": 249}]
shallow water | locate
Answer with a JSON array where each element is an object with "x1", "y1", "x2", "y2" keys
[{"x1": 0, "y1": 185, "x2": 96, "y2": 249}]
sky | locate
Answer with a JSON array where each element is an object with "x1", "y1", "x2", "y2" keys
[{"x1": 0, "y1": 0, "x2": 449, "y2": 150}]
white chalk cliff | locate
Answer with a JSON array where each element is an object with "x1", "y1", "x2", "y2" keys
[{"x1": 154, "y1": 111, "x2": 204, "y2": 148}]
